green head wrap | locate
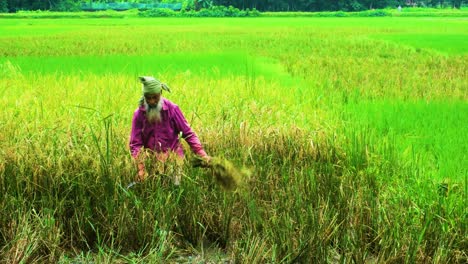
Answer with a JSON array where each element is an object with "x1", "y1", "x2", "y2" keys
[{"x1": 139, "y1": 76, "x2": 171, "y2": 94}]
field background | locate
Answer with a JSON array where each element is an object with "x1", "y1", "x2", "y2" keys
[{"x1": 0, "y1": 17, "x2": 467, "y2": 263}]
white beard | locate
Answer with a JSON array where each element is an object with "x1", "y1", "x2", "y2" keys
[{"x1": 145, "y1": 100, "x2": 162, "y2": 124}]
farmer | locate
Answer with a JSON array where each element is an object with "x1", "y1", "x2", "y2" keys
[{"x1": 129, "y1": 76, "x2": 210, "y2": 185}]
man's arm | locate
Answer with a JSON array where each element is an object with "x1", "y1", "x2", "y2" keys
[
  {"x1": 172, "y1": 105, "x2": 208, "y2": 158},
  {"x1": 129, "y1": 109, "x2": 147, "y2": 181},
  {"x1": 129, "y1": 109, "x2": 144, "y2": 158}
]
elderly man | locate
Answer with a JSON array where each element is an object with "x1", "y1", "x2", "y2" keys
[{"x1": 129, "y1": 76, "x2": 210, "y2": 185}]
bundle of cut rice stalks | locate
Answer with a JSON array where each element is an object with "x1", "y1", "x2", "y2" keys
[{"x1": 192, "y1": 156, "x2": 250, "y2": 191}]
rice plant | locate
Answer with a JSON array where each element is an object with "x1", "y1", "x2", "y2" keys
[{"x1": 0, "y1": 16, "x2": 466, "y2": 263}]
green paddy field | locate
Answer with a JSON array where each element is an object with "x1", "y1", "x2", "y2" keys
[{"x1": 0, "y1": 16, "x2": 466, "y2": 263}]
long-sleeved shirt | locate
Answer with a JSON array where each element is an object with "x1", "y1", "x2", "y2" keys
[{"x1": 129, "y1": 97, "x2": 207, "y2": 159}]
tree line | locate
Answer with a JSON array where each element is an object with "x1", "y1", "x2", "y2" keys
[{"x1": 1, "y1": 0, "x2": 465, "y2": 13}]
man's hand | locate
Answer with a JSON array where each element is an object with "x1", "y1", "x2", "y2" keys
[
  {"x1": 136, "y1": 162, "x2": 147, "y2": 182},
  {"x1": 203, "y1": 155, "x2": 212, "y2": 166},
  {"x1": 192, "y1": 155, "x2": 212, "y2": 168}
]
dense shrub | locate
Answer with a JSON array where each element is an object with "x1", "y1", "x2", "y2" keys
[
  {"x1": 0, "y1": 0, "x2": 8, "y2": 13},
  {"x1": 139, "y1": 5, "x2": 260, "y2": 17},
  {"x1": 358, "y1": 9, "x2": 391, "y2": 16},
  {"x1": 51, "y1": 0, "x2": 81, "y2": 12},
  {"x1": 138, "y1": 8, "x2": 176, "y2": 17}
]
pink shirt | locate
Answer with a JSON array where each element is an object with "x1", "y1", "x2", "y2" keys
[{"x1": 129, "y1": 98, "x2": 207, "y2": 159}]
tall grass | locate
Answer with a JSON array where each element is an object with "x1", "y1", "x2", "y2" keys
[{"x1": 0, "y1": 17, "x2": 466, "y2": 262}]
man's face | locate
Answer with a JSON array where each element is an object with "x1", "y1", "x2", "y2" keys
[{"x1": 145, "y1": 93, "x2": 161, "y2": 107}]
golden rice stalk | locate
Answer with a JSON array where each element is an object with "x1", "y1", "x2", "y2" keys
[{"x1": 192, "y1": 156, "x2": 249, "y2": 191}]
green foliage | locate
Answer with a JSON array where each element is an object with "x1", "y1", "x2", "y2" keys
[
  {"x1": 51, "y1": 0, "x2": 80, "y2": 12},
  {"x1": 350, "y1": 1, "x2": 365, "y2": 11},
  {"x1": 181, "y1": 0, "x2": 195, "y2": 11},
  {"x1": 357, "y1": 9, "x2": 391, "y2": 16},
  {"x1": 6, "y1": 0, "x2": 467, "y2": 12},
  {"x1": 138, "y1": 8, "x2": 177, "y2": 17},
  {"x1": 0, "y1": 0, "x2": 7, "y2": 13},
  {"x1": 191, "y1": 5, "x2": 260, "y2": 17},
  {"x1": 139, "y1": 5, "x2": 260, "y2": 17}
]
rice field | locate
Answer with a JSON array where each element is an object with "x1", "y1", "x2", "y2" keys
[{"x1": 0, "y1": 16, "x2": 467, "y2": 263}]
